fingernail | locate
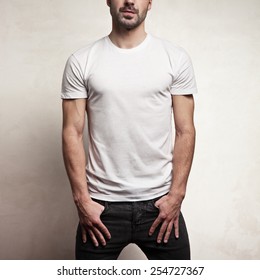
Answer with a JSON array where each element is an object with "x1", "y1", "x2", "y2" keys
[
  {"x1": 164, "y1": 240, "x2": 168, "y2": 243},
  {"x1": 157, "y1": 240, "x2": 161, "y2": 244}
]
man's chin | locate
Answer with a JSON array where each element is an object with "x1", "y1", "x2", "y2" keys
[
  {"x1": 122, "y1": 14, "x2": 135, "y2": 20},
  {"x1": 119, "y1": 19, "x2": 138, "y2": 29}
]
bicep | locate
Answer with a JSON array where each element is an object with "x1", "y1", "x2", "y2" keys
[
  {"x1": 62, "y1": 99, "x2": 87, "y2": 135},
  {"x1": 172, "y1": 95, "x2": 195, "y2": 133}
]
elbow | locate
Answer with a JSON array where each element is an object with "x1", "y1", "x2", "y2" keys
[
  {"x1": 175, "y1": 124, "x2": 196, "y2": 138},
  {"x1": 62, "y1": 126, "x2": 84, "y2": 144}
]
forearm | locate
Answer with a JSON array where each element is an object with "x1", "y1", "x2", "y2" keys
[
  {"x1": 168, "y1": 126, "x2": 196, "y2": 200},
  {"x1": 62, "y1": 131, "x2": 91, "y2": 205},
  {"x1": 62, "y1": 131, "x2": 111, "y2": 245}
]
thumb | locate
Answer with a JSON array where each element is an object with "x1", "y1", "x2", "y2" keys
[
  {"x1": 81, "y1": 225, "x2": 87, "y2": 243},
  {"x1": 174, "y1": 218, "x2": 179, "y2": 239}
]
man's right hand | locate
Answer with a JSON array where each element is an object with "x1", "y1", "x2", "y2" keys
[{"x1": 76, "y1": 198, "x2": 111, "y2": 247}]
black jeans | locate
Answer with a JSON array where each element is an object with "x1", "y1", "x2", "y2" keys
[{"x1": 76, "y1": 196, "x2": 190, "y2": 260}]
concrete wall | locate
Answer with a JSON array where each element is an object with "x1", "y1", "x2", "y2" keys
[{"x1": 0, "y1": 0, "x2": 259, "y2": 259}]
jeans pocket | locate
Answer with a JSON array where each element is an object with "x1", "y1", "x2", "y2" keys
[
  {"x1": 146, "y1": 199, "x2": 160, "y2": 213},
  {"x1": 92, "y1": 198, "x2": 109, "y2": 215},
  {"x1": 151, "y1": 194, "x2": 166, "y2": 209}
]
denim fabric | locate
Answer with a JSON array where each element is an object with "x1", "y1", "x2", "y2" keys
[{"x1": 75, "y1": 196, "x2": 190, "y2": 260}]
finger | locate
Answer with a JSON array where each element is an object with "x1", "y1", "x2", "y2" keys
[
  {"x1": 99, "y1": 205, "x2": 105, "y2": 213},
  {"x1": 92, "y1": 227, "x2": 107, "y2": 246},
  {"x1": 164, "y1": 221, "x2": 174, "y2": 243},
  {"x1": 149, "y1": 217, "x2": 162, "y2": 236},
  {"x1": 97, "y1": 221, "x2": 111, "y2": 240},
  {"x1": 154, "y1": 201, "x2": 160, "y2": 208},
  {"x1": 174, "y1": 218, "x2": 179, "y2": 239},
  {"x1": 154, "y1": 195, "x2": 166, "y2": 208},
  {"x1": 157, "y1": 220, "x2": 168, "y2": 243},
  {"x1": 88, "y1": 229, "x2": 99, "y2": 247},
  {"x1": 81, "y1": 225, "x2": 87, "y2": 243}
]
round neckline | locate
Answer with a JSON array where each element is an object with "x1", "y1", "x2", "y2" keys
[{"x1": 105, "y1": 33, "x2": 151, "y2": 54}]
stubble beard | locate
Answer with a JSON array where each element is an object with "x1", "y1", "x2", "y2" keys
[{"x1": 115, "y1": 8, "x2": 149, "y2": 30}]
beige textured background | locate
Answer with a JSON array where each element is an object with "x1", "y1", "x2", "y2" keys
[{"x1": 0, "y1": 0, "x2": 259, "y2": 260}]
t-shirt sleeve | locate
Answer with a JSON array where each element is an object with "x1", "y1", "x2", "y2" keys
[
  {"x1": 170, "y1": 50, "x2": 198, "y2": 95},
  {"x1": 61, "y1": 54, "x2": 88, "y2": 99}
]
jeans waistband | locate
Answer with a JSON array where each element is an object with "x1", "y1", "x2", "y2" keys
[{"x1": 92, "y1": 193, "x2": 167, "y2": 205}]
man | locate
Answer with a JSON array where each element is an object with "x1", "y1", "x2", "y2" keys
[{"x1": 61, "y1": 0, "x2": 197, "y2": 260}]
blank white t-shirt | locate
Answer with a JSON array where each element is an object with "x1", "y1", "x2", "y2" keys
[{"x1": 61, "y1": 34, "x2": 197, "y2": 201}]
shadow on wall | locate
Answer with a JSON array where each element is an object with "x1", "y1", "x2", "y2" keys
[
  {"x1": 0, "y1": 101, "x2": 148, "y2": 260},
  {"x1": 0, "y1": 103, "x2": 78, "y2": 259}
]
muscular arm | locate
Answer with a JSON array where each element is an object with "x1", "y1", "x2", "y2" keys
[
  {"x1": 149, "y1": 95, "x2": 195, "y2": 243},
  {"x1": 169, "y1": 94, "x2": 196, "y2": 199},
  {"x1": 62, "y1": 99, "x2": 89, "y2": 201},
  {"x1": 62, "y1": 99, "x2": 111, "y2": 246}
]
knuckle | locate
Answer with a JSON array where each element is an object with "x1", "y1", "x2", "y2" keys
[
  {"x1": 160, "y1": 213, "x2": 167, "y2": 219},
  {"x1": 92, "y1": 218, "x2": 100, "y2": 226}
]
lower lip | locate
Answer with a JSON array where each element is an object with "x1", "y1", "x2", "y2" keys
[{"x1": 122, "y1": 11, "x2": 135, "y2": 16}]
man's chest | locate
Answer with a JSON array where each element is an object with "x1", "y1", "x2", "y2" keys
[{"x1": 86, "y1": 52, "x2": 173, "y2": 102}]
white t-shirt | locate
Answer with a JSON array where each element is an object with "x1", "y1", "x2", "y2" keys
[{"x1": 61, "y1": 34, "x2": 197, "y2": 201}]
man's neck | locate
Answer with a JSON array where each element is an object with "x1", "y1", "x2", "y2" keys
[{"x1": 108, "y1": 25, "x2": 147, "y2": 49}]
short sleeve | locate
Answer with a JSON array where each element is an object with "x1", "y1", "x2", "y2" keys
[
  {"x1": 61, "y1": 54, "x2": 88, "y2": 99},
  {"x1": 170, "y1": 50, "x2": 197, "y2": 95}
]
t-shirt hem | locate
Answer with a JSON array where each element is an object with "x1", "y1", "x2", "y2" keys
[
  {"x1": 89, "y1": 189, "x2": 170, "y2": 202},
  {"x1": 170, "y1": 89, "x2": 198, "y2": 96},
  {"x1": 61, "y1": 92, "x2": 88, "y2": 99}
]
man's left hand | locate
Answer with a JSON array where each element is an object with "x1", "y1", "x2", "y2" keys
[{"x1": 148, "y1": 193, "x2": 184, "y2": 243}]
